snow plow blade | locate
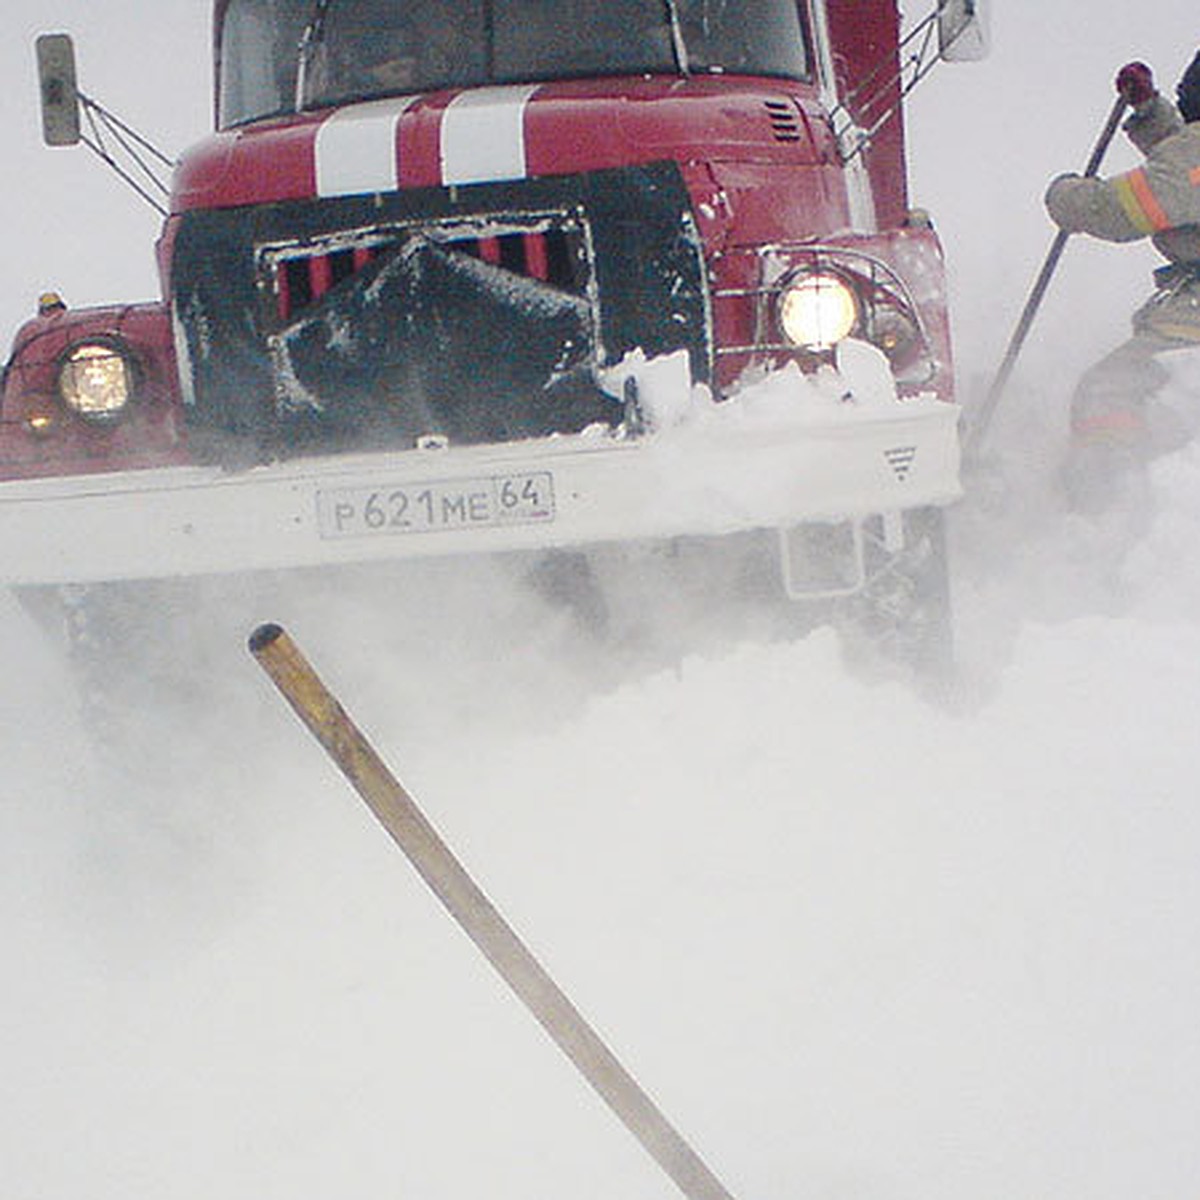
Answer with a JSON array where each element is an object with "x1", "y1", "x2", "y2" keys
[{"x1": 0, "y1": 389, "x2": 959, "y2": 587}]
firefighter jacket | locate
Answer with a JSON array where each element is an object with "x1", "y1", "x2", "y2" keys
[{"x1": 1045, "y1": 96, "x2": 1200, "y2": 264}]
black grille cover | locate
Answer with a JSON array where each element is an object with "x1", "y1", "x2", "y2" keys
[{"x1": 171, "y1": 162, "x2": 711, "y2": 460}]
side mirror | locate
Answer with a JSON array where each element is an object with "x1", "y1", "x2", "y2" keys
[
  {"x1": 36, "y1": 33, "x2": 81, "y2": 146},
  {"x1": 938, "y1": 0, "x2": 989, "y2": 63}
]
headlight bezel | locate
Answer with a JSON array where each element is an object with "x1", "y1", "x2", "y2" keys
[
  {"x1": 737, "y1": 243, "x2": 937, "y2": 387},
  {"x1": 55, "y1": 337, "x2": 137, "y2": 423}
]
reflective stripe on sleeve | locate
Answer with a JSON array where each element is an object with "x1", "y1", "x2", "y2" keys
[
  {"x1": 1113, "y1": 167, "x2": 1172, "y2": 234},
  {"x1": 1071, "y1": 409, "x2": 1146, "y2": 445}
]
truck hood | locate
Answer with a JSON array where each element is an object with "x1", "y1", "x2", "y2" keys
[{"x1": 171, "y1": 76, "x2": 835, "y2": 211}]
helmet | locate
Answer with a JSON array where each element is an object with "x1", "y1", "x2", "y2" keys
[{"x1": 1178, "y1": 49, "x2": 1200, "y2": 121}]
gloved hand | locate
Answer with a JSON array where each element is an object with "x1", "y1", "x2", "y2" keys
[{"x1": 1115, "y1": 61, "x2": 1156, "y2": 106}]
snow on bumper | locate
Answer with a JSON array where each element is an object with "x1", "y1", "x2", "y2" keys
[{"x1": 0, "y1": 397, "x2": 959, "y2": 587}]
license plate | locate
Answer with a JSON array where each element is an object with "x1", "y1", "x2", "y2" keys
[{"x1": 316, "y1": 471, "x2": 555, "y2": 539}]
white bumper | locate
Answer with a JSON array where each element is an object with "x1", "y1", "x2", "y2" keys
[{"x1": 0, "y1": 397, "x2": 960, "y2": 587}]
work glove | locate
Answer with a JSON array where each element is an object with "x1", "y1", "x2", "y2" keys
[{"x1": 1115, "y1": 61, "x2": 1156, "y2": 107}]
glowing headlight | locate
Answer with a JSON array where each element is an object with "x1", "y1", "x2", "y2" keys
[
  {"x1": 58, "y1": 341, "x2": 133, "y2": 420},
  {"x1": 777, "y1": 273, "x2": 859, "y2": 350}
]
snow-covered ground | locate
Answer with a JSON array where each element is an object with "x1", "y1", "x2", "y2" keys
[
  {"x1": 8, "y1": 428, "x2": 1200, "y2": 1200},
  {"x1": 4, "y1": 4, "x2": 1200, "y2": 1199}
]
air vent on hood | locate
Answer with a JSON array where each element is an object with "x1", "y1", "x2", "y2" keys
[{"x1": 763, "y1": 98, "x2": 802, "y2": 143}]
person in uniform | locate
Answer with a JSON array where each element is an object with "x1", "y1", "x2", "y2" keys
[{"x1": 1045, "y1": 51, "x2": 1200, "y2": 508}]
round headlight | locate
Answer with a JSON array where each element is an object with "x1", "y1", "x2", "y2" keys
[
  {"x1": 58, "y1": 341, "x2": 133, "y2": 420},
  {"x1": 777, "y1": 273, "x2": 859, "y2": 350}
]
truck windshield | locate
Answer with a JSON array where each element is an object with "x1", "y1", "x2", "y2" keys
[{"x1": 218, "y1": 0, "x2": 811, "y2": 128}]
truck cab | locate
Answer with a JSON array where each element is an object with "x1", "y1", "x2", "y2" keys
[{"x1": 1, "y1": 0, "x2": 983, "y2": 660}]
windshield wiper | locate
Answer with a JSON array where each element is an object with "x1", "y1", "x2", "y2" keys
[
  {"x1": 295, "y1": 0, "x2": 334, "y2": 110},
  {"x1": 664, "y1": 0, "x2": 690, "y2": 74}
]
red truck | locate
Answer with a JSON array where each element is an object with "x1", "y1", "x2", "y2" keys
[{"x1": 2, "y1": 1, "x2": 985, "y2": 663}]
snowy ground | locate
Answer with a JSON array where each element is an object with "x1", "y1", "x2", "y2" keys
[
  {"x1": 5, "y1": 3, "x2": 1200, "y2": 1199},
  {"x1": 5, "y1": 424, "x2": 1200, "y2": 1200}
]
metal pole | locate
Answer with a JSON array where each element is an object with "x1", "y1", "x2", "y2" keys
[
  {"x1": 967, "y1": 93, "x2": 1128, "y2": 453},
  {"x1": 248, "y1": 623, "x2": 739, "y2": 1200}
]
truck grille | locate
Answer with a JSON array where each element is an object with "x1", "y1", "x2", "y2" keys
[{"x1": 268, "y1": 225, "x2": 587, "y2": 326}]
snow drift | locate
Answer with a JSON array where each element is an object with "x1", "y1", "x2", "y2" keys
[{"x1": 3, "y1": 426, "x2": 1200, "y2": 1198}]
